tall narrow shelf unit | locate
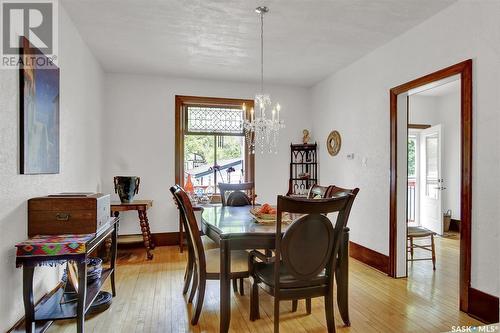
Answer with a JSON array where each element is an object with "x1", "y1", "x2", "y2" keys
[{"x1": 287, "y1": 143, "x2": 318, "y2": 197}]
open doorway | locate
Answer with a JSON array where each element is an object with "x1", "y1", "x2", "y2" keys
[
  {"x1": 406, "y1": 76, "x2": 461, "y2": 295},
  {"x1": 389, "y1": 60, "x2": 472, "y2": 313},
  {"x1": 408, "y1": 77, "x2": 461, "y2": 235}
]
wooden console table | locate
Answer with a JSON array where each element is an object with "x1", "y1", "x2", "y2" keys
[
  {"x1": 15, "y1": 217, "x2": 118, "y2": 333},
  {"x1": 111, "y1": 200, "x2": 154, "y2": 259}
]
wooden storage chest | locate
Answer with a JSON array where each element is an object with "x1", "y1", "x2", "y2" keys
[{"x1": 28, "y1": 193, "x2": 110, "y2": 237}]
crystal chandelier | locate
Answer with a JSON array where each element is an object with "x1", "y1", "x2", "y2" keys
[{"x1": 243, "y1": 6, "x2": 285, "y2": 154}]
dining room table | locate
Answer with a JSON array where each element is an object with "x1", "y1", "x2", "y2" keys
[{"x1": 200, "y1": 204, "x2": 351, "y2": 333}]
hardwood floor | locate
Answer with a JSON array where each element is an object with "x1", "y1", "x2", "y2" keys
[{"x1": 49, "y1": 234, "x2": 482, "y2": 332}]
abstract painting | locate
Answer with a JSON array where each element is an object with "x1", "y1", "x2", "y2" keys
[{"x1": 20, "y1": 37, "x2": 60, "y2": 174}]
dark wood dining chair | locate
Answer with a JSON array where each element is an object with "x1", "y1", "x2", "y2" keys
[
  {"x1": 249, "y1": 190, "x2": 359, "y2": 333},
  {"x1": 325, "y1": 185, "x2": 359, "y2": 326},
  {"x1": 329, "y1": 185, "x2": 357, "y2": 198},
  {"x1": 287, "y1": 183, "x2": 335, "y2": 313},
  {"x1": 307, "y1": 184, "x2": 333, "y2": 199},
  {"x1": 288, "y1": 184, "x2": 345, "y2": 314},
  {"x1": 308, "y1": 184, "x2": 355, "y2": 200},
  {"x1": 170, "y1": 185, "x2": 250, "y2": 325},
  {"x1": 218, "y1": 182, "x2": 255, "y2": 206},
  {"x1": 170, "y1": 188, "x2": 218, "y2": 301},
  {"x1": 218, "y1": 182, "x2": 256, "y2": 294}
]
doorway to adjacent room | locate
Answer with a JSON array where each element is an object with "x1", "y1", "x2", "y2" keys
[{"x1": 389, "y1": 60, "x2": 473, "y2": 313}]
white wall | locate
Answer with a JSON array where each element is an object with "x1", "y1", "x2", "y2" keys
[
  {"x1": 311, "y1": 0, "x2": 499, "y2": 296},
  {"x1": 102, "y1": 73, "x2": 310, "y2": 234},
  {"x1": 409, "y1": 95, "x2": 439, "y2": 124},
  {"x1": 0, "y1": 7, "x2": 104, "y2": 330},
  {"x1": 409, "y1": 89, "x2": 461, "y2": 221}
]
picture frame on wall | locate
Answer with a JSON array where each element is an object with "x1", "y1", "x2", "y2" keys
[{"x1": 19, "y1": 36, "x2": 60, "y2": 174}]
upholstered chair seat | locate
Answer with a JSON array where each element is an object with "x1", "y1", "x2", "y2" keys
[{"x1": 205, "y1": 249, "x2": 249, "y2": 274}]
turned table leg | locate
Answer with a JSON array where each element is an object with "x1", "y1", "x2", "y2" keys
[
  {"x1": 102, "y1": 237, "x2": 112, "y2": 263},
  {"x1": 138, "y1": 210, "x2": 154, "y2": 260},
  {"x1": 102, "y1": 211, "x2": 120, "y2": 263},
  {"x1": 143, "y1": 209, "x2": 155, "y2": 249}
]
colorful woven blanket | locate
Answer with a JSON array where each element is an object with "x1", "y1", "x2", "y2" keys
[{"x1": 15, "y1": 234, "x2": 94, "y2": 257}]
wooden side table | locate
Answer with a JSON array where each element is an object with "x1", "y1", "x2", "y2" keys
[
  {"x1": 111, "y1": 200, "x2": 154, "y2": 259},
  {"x1": 15, "y1": 217, "x2": 118, "y2": 333}
]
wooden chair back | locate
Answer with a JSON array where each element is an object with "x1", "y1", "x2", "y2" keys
[
  {"x1": 218, "y1": 182, "x2": 255, "y2": 206},
  {"x1": 170, "y1": 185, "x2": 194, "y2": 253},
  {"x1": 307, "y1": 184, "x2": 333, "y2": 199},
  {"x1": 329, "y1": 185, "x2": 355, "y2": 198},
  {"x1": 170, "y1": 185, "x2": 206, "y2": 274},
  {"x1": 281, "y1": 213, "x2": 334, "y2": 280},
  {"x1": 171, "y1": 186, "x2": 188, "y2": 238},
  {"x1": 275, "y1": 191, "x2": 358, "y2": 286}
]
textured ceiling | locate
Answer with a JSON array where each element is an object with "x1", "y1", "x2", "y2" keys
[{"x1": 61, "y1": 0, "x2": 456, "y2": 87}]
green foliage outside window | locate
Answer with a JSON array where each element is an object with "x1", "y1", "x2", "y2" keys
[
  {"x1": 185, "y1": 135, "x2": 215, "y2": 164},
  {"x1": 408, "y1": 138, "x2": 416, "y2": 177},
  {"x1": 185, "y1": 135, "x2": 243, "y2": 166},
  {"x1": 217, "y1": 136, "x2": 243, "y2": 161}
]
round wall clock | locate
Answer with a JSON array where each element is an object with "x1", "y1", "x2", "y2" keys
[{"x1": 326, "y1": 130, "x2": 341, "y2": 156}]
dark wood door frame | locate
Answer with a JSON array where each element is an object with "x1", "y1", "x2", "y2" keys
[{"x1": 389, "y1": 60, "x2": 472, "y2": 312}]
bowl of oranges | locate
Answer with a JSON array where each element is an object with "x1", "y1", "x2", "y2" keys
[{"x1": 250, "y1": 203, "x2": 277, "y2": 221}]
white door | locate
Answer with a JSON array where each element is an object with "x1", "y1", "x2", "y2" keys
[{"x1": 419, "y1": 125, "x2": 443, "y2": 235}]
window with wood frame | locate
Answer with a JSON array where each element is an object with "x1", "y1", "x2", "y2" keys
[{"x1": 175, "y1": 96, "x2": 254, "y2": 195}]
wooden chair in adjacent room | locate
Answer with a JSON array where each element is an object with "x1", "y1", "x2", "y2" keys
[
  {"x1": 249, "y1": 190, "x2": 359, "y2": 333},
  {"x1": 170, "y1": 185, "x2": 250, "y2": 325},
  {"x1": 407, "y1": 226, "x2": 437, "y2": 270}
]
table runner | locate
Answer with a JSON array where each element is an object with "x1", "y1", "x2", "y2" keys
[{"x1": 15, "y1": 234, "x2": 94, "y2": 267}]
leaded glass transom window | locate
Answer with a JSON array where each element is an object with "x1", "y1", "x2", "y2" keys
[{"x1": 186, "y1": 106, "x2": 243, "y2": 135}]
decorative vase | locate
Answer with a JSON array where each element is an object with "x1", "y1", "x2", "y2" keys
[
  {"x1": 114, "y1": 176, "x2": 140, "y2": 203},
  {"x1": 184, "y1": 174, "x2": 194, "y2": 194}
]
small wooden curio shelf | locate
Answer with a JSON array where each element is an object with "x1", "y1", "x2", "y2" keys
[{"x1": 287, "y1": 143, "x2": 318, "y2": 197}]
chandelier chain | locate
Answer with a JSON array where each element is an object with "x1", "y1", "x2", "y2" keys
[{"x1": 260, "y1": 10, "x2": 264, "y2": 94}]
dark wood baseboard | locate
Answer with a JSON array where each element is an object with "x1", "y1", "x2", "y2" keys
[
  {"x1": 349, "y1": 241, "x2": 390, "y2": 274},
  {"x1": 118, "y1": 232, "x2": 180, "y2": 248},
  {"x1": 468, "y1": 287, "x2": 499, "y2": 324},
  {"x1": 151, "y1": 232, "x2": 179, "y2": 246}
]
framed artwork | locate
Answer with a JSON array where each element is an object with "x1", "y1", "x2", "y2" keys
[{"x1": 20, "y1": 37, "x2": 60, "y2": 174}]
